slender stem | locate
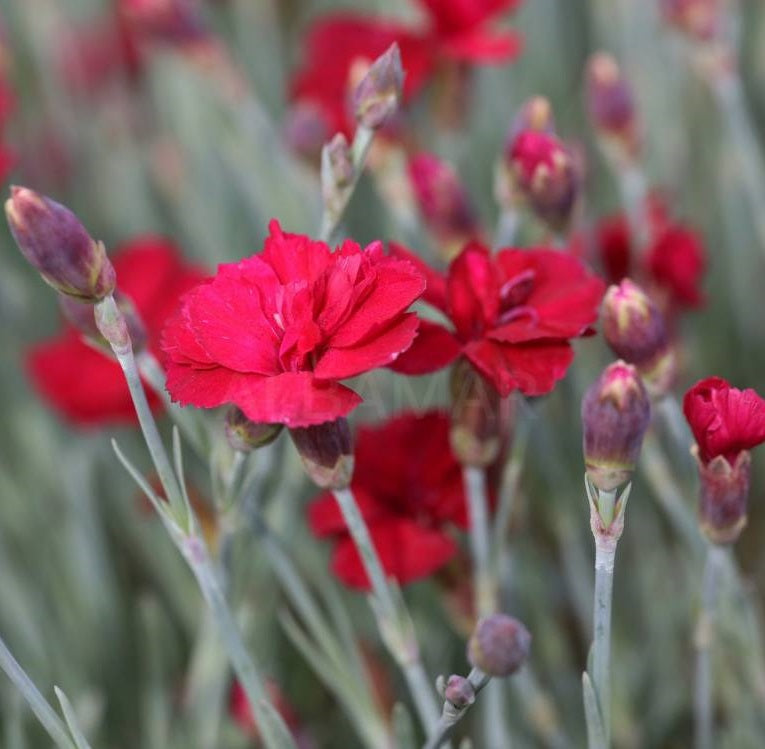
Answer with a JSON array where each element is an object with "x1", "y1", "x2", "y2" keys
[
  {"x1": 0, "y1": 635, "x2": 76, "y2": 749},
  {"x1": 616, "y1": 164, "x2": 649, "y2": 251},
  {"x1": 494, "y1": 208, "x2": 520, "y2": 249},
  {"x1": 592, "y1": 541, "x2": 616, "y2": 748},
  {"x1": 694, "y1": 545, "x2": 724, "y2": 749},
  {"x1": 463, "y1": 466, "x2": 495, "y2": 618},
  {"x1": 711, "y1": 71, "x2": 765, "y2": 258},
  {"x1": 424, "y1": 668, "x2": 491, "y2": 749},
  {"x1": 332, "y1": 488, "x2": 441, "y2": 735},
  {"x1": 319, "y1": 125, "x2": 375, "y2": 243}
]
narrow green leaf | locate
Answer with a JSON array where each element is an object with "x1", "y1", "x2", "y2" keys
[
  {"x1": 54, "y1": 688, "x2": 93, "y2": 749},
  {"x1": 391, "y1": 702, "x2": 416, "y2": 749},
  {"x1": 582, "y1": 672, "x2": 607, "y2": 749}
]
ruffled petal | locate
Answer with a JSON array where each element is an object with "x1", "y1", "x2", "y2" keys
[
  {"x1": 389, "y1": 242, "x2": 449, "y2": 313},
  {"x1": 388, "y1": 319, "x2": 461, "y2": 375}
]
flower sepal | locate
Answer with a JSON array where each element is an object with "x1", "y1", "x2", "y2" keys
[
  {"x1": 585, "y1": 475, "x2": 631, "y2": 558},
  {"x1": 290, "y1": 418, "x2": 354, "y2": 491}
]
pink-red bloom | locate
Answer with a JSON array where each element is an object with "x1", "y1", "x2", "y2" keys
[
  {"x1": 308, "y1": 411, "x2": 471, "y2": 590},
  {"x1": 683, "y1": 377, "x2": 765, "y2": 466},
  {"x1": 391, "y1": 242, "x2": 605, "y2": 396},
  {"x1": 162, "y1": 221, "x2": 424, "y2": 427},
  {"x1": 289, "y1": 0, "x2": 523, "y2": 138},
  {"x1": 27, "y1": 237, "x2": 206, "y2": 426}
]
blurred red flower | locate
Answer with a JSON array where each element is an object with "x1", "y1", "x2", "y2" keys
[
  {"x1": 646, "y1": 224, "x2": 706, "y2": 308},
  {"x1": 26, "y1": 237, "x2": 206, "y2": 426},
  {"x1": 390, "y1": 242, "x2": 604, "y2": 396},
  {"x1": 0, "y1": 70, "x2": 15, "y2": 182},
  {"x1": 289, "y1": 0, "x2": 523, "y2": 138},
  {"x1": 309, "y1": 410, "x2": 470, "y2": 590},
  {"x1": 162, "y1": 220, "x2": 424, "y2": 427},
  {"x1": 683, "y1": 377, "x2": 765, "y2": 466},
  {"x1": 229, "y1": 680, "x2": 303, "y2": 742}
]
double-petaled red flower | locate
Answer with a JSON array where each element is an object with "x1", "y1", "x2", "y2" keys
[
  {"x1": 27, "y1": 237, "x2": 206, "y2": 426},
  {"x1": 683, "y1": 377, "x2": 765, "y2": 544},
  {"x1": 390, "y1": 242, "x2": 605, "y2": 396},
  {"x1": 161, "y1": 220, "x2": 424, "y2": 427},
  {"x1": 289, "y1": 0, "x2": 523, "y2": 139},
  {"x1": 309, "y1": 411, "x2": 471, "y2": 590},
  {"x1": 591, "y1": 195, "x2": 706, "y2": 310}
]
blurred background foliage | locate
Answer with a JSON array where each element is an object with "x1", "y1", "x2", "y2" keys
[{"x1": 0, "y1": 0, "x2": 764, "y2": 747}]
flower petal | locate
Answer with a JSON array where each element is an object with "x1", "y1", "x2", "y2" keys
[
  {"x1": 308, "y1": 486, "x2": 389, "y2": 537},
  {"x1": 388, "y1": 319, "x2": 461, "y2": 375},
  {"x1": 389, "y1": 242, "x2": 449, "y2": 313}
]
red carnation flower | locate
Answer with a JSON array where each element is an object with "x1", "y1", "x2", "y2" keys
[
  {"x1": 683, "y1": 377, "x2": 765, "y2": 544},
  {"x1": 683, "y1": 377, "x2": 765, "y2": 466},
  {"x1": 646, "y1": 223, "x2": 706, "y2": 308},
  {"x1": 161, "y1": 220, "x2": 424, "y2": 428},
  {"x1": 26, "y1": 237, "x2": 206, "y2": 426},
  {"x1": 390, "y1": 242, "x2": 605, "y2": 396},
  {"x1": 595, "y1": 213, "x2": 632, "y2": 284},
  {"x1": 309, "y1": 411, "x2": 471, "y2": 590},
  {"x1": 289, "y1": 0, "x2": 522, "y2": 138}
]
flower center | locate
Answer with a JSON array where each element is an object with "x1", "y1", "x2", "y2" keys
[{"x1": 497, "y1": 269, "x2": 535, "y2": 323}]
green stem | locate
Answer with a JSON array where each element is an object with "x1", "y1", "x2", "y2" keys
[
  {"x1": 592, "y1": 541, "x2": 616, "y2": 748},
  {"x1": 694, "y1": 545, "x2": 724, "y2": 749},
  {"x1": 616, "y1": 164, "x2": 649, "y2": 251},
  {"x1": 319, "y1": 125, "x2": 375, "y2": 243},
  {"x1": 0, "y1": 635, "x2": 76, "y2": 749},
  {"x1": 331, "y1": 488, "x2": 440, "y2": 736}
]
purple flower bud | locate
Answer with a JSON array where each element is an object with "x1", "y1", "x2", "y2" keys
[
  {"x1": 450, "y1": 360, "x2": 513, "y2": 467},
  {"x1": 225, "y1": 407, "x2": 283, "y2": 453},
  {"x1": 585, "y1": 53, "x2": 640, "y2": 160},
  {"x1": 602, "y1": 279, "x2": 675, "y2": 396},
  {"x1": 323, "y1": 133, "x2": 354, "y2": 190},
  {"x1": 444, "y1": 675, "x2": 475, "y2": 709},
  {"x1": 694, "y1": 448, "x2": 750, "y2": 545},
  {"x1": 468, "y1": 614, "x2": 531, "y2": 677},
  {"x1": 5, "y1": 186, "x2": 115, "y2": 301},
  {"x1": 352, "y1": 43, "x2": 404, "y2": 130},
  {"x1": 582, "y1": 361, "x2": 651, "y2": 491},
  {"x1": 290, "y1": 417, "x2": 354, "y2": 490}
]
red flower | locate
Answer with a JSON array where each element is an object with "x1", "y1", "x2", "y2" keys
[
  {"x1": 595, "y1": 214, "x2": 632, "y2": 285},
  {"x1": 683, "y1": 376, "x2": 765, "y2": 544},
  {"x1": 683, "y1": 377, "x2": 765, "y2": 466},
  {"x1": 161, "y1": 220, "x2": 424, "y2": 428},
  {"x1": 308, "y1": 411, "x2": 470, "y2": 590},
  {"x1": 289, "y1": 1, "x2": 522, "y2": 138},
  {"x1": 390, "y1": 242, "x2": 605, "y2": 396},
  {"x1": 646, "y1": 224, "x2": 706, "y2": 308},
  {"x1": 26, "y1": 237, "x2": 206, "y2": 426}
]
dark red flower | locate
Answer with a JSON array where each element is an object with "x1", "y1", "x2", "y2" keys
[
  {"x1": 646, "y1": 224, "x2": 706, "y2": 308},
  {"x1": 595, "y1": 214, "x2": 632, "y2": 284},
  {"x1": 289, "y1": 1, "x2": 522, "y2": 138},
  {"x1": 683, "y1": 377, "x2": 765, "y2": 466},
  {"x1": 229, "y1": 680, "x2": 302, "y2": 741},
  {"x1": 162, "y1": 220, "x2": 424, "y2": 428},
  {"x1": 309, "y1": 411, "x2": 470, "y2": 590},
  {"x1": 26, "y1": 237, "x2": 206, "y2": 426},
  {"x1": 390, "y1": 242, "x2": 605, "y2": 396}
]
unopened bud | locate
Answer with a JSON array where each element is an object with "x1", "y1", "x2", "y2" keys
[
  {"x1": 352, "y1": 43, "x2": 403, "y2": 130},
  {"x1": 504, "y1": 130, "x2": 579, "y2": 233},
  {"x1": 582, "y1": 361, "x2": 651, "y2": 491},
  {"x1": 507, "y1": 96, "x2": 555, "y2": 141},
  {"x1": 585, "y1": 52, "x2": 639, "y2": 160},
  {"x1": 468, "y1": 614, "x2": 531, "y2": 677},
  {"x1": 693, "y1": 447, "x2": 750, "y2": 545},
  {"x1": 408, "y1": 153, "x2": 479, "y2": 255},
  {"x1": 602, "y1": 279, "x2": 675, "y2": 397},
  {"x1": 450, "y1": 360, "x2": 512, "y2": 467},
  {"x1": 6, "y1": 186, "x2": 115, "y2": 301},
  {"x1": 59, "y1": 292, "x2": 148, "y2": 352},
  {"x1": 444, "y1": 675, "x2": 475, "y2": 709},
  {"x1": 225, "y1": 407, "x2": 283, "y2": 453},
  {"x1": 290, "y1": 418, "x2": 354, "y2": 490}
]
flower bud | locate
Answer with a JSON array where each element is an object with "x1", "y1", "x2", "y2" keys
[
  {"x1": 225, "y1": 407, "x2": 283, "y2": 453},
  {"x1": 450, "y1": 360, "x2": 513, "y2": 467},
  {"x1": 504, "y1": 130, "x2": 579, "y2": 233},
  {"x1": 5, "y1": 186, "x2": 115, "y2": 301},
  {"x1": 585, "y1": 52, "x2": 639, "y2": 160},
  {"x1": 444, "y1": 675, "x2": 475, "y2": 709},
  {"x1": 290, "y1": 418, "x2": 354, "y2": 490},
  {"x1": 59, "y1": 291, "x2": 148, "y2": 352},
  {"x1": 693, "y1": 448, "x2": 750, "y2": 545},
  {"x1": 468, "y1": 614, "x2": 531, "y2": 678},
  {"x1": 352, "y1": 43, "x2": 403, "y2": 130},
  {"x1": 408, "y1": 153, "x2": 480, "y2": 256},
  {"x1": 507, "y1": 95, "x2": 555, "y2": 141},
  {"x1": 582, "y1": 361, "x2": 651, "y2": 491},
  {"x1": 284, "y1": 100, "x2": 330, "y2": 159},
  {"x1": 94, "y1": 294, "x2": 131, "y2": 355},
  {"x1": 601, "y1": 279, "x2": 675, "y2": 397}
]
